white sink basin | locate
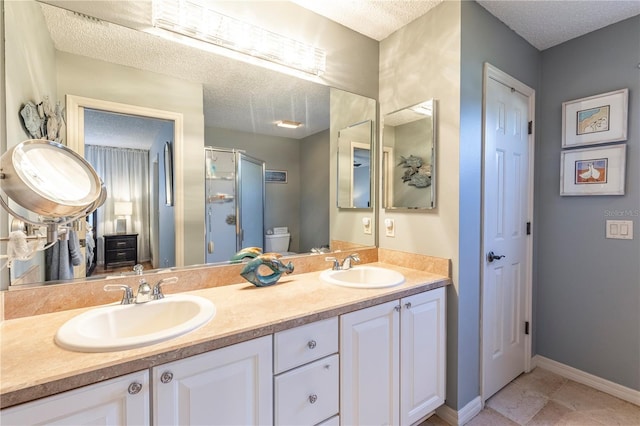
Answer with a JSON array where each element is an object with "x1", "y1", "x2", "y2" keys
[
  {"x1": 55, "y1": 294, "x2": 216, "y2": 352},
  {"x1": 320, "y1": 266, "x2": 405, "y2": 289}
]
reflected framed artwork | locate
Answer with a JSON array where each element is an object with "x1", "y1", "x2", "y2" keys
[
  {"x1": 562, "y1": 88, "x2": 628, "y2": 148},
  {"x1": 560, "y1": 144, "x2": 626, "y2": 196},
  {"x1": 265, "y1": 169, "x2": 287, "y2": 183}
]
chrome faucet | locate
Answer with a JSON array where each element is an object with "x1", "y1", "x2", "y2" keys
[
  {"x1": 104, "y1": 284, "x2": 135, "y2": 304},
  {"x1": 151, "y1": 277, "x2": 179, "y2": 300},
  {"x1": 325, "y1": 253, "x2": 361, "y2": 270},
  {"x1": 104, "y1": 264, "x2": 159, "y2": 305},
  {"x1": 342, "y1": 253, "x2": 360, "y2": 270},
  {"x1": 133, "y1": 264, "x2": 152, "y2": 303}
]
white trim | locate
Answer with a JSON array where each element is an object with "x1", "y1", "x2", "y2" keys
[
  {"x1": 481, "y1": 63, "x2": 536, "y2": 401},
  {"x1": 435, "y1": 397, "x2": 483, "y2": 426},
  {"x1": 65, "y1": 95, "x2": 185, "y2": 266},
  {"x1": 533, "y1": 355, "x2": 640, "y2": 406}
]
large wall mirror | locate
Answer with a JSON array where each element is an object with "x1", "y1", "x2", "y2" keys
[
  {"x1": 382, "y1": 99, "x2": 437, "y2": 210},
  {"x1": 3, "y1": 0, "x2": 377, "y2": 289}
]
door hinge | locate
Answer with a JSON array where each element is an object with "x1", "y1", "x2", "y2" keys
[
  {"x1": 525, "y1": 321, "x2": 530, "y2": 335},
  {"x1": 526, "y1": 222, "x2": 531, "y2": 235},
  {"x1": 528, "y1": 121, "x2": 533, "y2": 135}
]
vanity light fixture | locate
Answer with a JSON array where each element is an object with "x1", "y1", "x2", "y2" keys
[
  {"x1": 275, "y1": 120, "x2": 303, "y2": 129},
  {"x1": 152, "y1": 0, "x2": 326, "y2": 76}
]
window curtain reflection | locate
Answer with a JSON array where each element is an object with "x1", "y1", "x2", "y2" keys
[{"x1": 85, "y1": 145, "x2": 150, "y2": 265}]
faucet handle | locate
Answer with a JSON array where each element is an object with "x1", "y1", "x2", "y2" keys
[
  {"x1": 325, "y1": 256, "x2": 340, "y2": 270},
  {"x1": 152, "y1": 277, "x2": 179, "y2": 300},
  {"x1": 104, "y1": 284, "x2": 135, "y2": 305}
]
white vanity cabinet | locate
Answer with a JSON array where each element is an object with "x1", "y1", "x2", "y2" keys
[
  {"x1": 340, "y1": 287, "x2": 446, "y2": 426},
  {"x1": 0, "y1": 371, "x2": 149, "y2": 425},
  {"x1": 273, "y1": 317, "x2": 339, "y2": 425},
  {"x1": 153, "y1": 335, "x2": 273, "y2": 426}
]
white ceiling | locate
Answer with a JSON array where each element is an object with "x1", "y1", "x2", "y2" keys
[
  {"x1": 38, "y1": 1, "x2": 640, "y2": 145},
  {"x1": 294, "y1": 0, "x2": 640, "y2": 50}
]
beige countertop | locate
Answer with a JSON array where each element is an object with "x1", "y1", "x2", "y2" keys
[{"x1": 0, "y1": 262, "x2": 449, "y2": 409}]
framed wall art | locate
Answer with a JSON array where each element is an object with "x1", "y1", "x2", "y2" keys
[
  {"x1": 560, "y1": 144, "x2": 626, "y2": 196},
  {"x1": 562, "y1": 88, "x2": 628, "y2": 148},
  {"x1": 265, "y1": 169, "x2": 287, "y2": 183}
]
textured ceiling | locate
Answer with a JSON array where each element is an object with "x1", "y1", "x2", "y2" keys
[
  {"x1": 294, "y1": 0, "x2": 640, "y2": 49},
  {"x1": 291, "y1": 0, "x2": 444, "y2": 41},
  {"x1": 477, "y1": 0, "x2": 640, "y2": 50}
]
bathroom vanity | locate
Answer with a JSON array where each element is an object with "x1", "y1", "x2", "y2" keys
[{"x1": 0, "y1": 262, "x2": 449, "y2": 425}]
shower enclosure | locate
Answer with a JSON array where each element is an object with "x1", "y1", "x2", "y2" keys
[{"x1": 204, "y1": 147, "x2": 265, "y2": 263}]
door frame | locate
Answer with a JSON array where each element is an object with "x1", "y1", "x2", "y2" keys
[
  {"x1": 480, "y1": 63, "x2": 535, "y2": 402},
  {"x1": 65, "y1": 95, "x2": 185, "y2": 266}
]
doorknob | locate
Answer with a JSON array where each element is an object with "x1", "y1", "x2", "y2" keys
[{"x1": 487, "y1": 251, "x2": 505, "y2": 262}]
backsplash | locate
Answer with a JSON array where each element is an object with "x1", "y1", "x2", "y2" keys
[{"x1": 1, "y1": 248, "x2": 450, "y2": 320}]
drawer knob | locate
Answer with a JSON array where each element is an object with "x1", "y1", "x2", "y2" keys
[
  {"x1": 307, "y1": 340, "x2": 317, "y2": 349},
  {"x1": 160, "y1": 371, "x2": 174, "y2": 384},
  {"x1": 308, "y1": 394, "x2": 318, "y2": 404},
  {"x1": 127, "y1": 382, "x2": 143, "y2": 395}
]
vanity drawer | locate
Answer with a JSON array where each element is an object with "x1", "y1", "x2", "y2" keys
[
  {"x1": 274, "y1": 355, "x2": 338, "y2": 426},
  {"x1": 274, "y1": 317, "x2": 338, "y2": 374}
]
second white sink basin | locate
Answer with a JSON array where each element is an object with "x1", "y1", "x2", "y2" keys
[
  {"x1": 55, "y1": 294, "x2": 216, "y2": 352},
  {"x1": 320, "y1": 266, "x2": 405, "y2": 289}
]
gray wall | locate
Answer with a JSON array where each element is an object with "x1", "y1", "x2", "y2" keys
[
  {"x1": 536, "y1": 15, "x2": 640, "y2": 390},
  {"x1": 459, "y1": 1, "x2": 540, "y2": 408},
  {"x1": 300, "y1": 129, "x2": 331, "y2": 252}
]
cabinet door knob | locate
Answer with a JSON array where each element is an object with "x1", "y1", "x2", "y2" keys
[
  {"x1": 160, "y1": 371, "x2": 174, "y2": 384},
  {"x1": 128, "y1": 382, "x2": 143, "y2": 395},
  {"x1": 308, "y1": 394, "x2": 318, "y2": 404},
  {"x1": 404, "y1": 302, "x2": 412, "y2": 309},
  {"x1": 307, "y1": 340, "x2": 317, "y2": 349},
  {"x1": 394, "y1": 305, "x2": 401, "y2": 312}
]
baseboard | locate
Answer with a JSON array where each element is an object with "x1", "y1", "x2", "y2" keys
[
  {"x1": 534, "y1": 355, "x2": 640, "y2": 406},
  {"x1": 435, "y1": 396, "x2": 482, "y2": 426}
]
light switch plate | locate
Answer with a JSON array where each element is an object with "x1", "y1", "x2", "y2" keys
[{"x1": 606, "y1": 220, "x2": 633, "y2": 240}]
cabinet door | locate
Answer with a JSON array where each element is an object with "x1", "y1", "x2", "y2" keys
[
  {"x1": 153, "y1": 336, "x2": 272, "y2": 426},
  {"x1": 401, "y1": 287, "x2": 446, "y2": 424},
  {"x1": 340, "y1": 300, "x2": 400, "y2": 426},
  {"x1": 0, "y1": 371, "x2": 149, "y2": 425}
]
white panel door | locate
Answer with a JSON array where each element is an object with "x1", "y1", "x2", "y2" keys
[
  {"x1": 340, "y1": 300, "x2": 400, "y2": 426},
  {"x1": 0, "y1": 371, "x2": 149, "y2": 425},
  {"x1": 400, "y1": 287, "x2": 446, "y2": 425},
  {"x1": 153, "y1": 336, "x2": 272, "y2": 426},
  {"x1": 482, "y1": 70, "x2": 532, "y2": 399}
]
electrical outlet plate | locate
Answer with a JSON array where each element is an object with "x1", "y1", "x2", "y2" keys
[{"x1": 385, "y1": 219, "x2": 395, "y2": 237}]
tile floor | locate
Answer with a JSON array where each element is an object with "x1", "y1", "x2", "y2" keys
[{"x1": 422, "y1": 368, "x2": 640, "y2": 425}]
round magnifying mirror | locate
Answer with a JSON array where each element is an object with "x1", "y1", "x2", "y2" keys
[{"x1": 0, "y1": 140, "x2": 103, "y2": 218}]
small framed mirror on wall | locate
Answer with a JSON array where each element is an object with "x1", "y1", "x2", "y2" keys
[
  {"x1": 382, "y1": 99, "x2": 436, "y2": 210},
  {"x1": 337, "y1": 120, "x2": 373, "y2": 209}
]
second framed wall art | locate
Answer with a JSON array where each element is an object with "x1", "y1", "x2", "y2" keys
[{"x1": 560, "y1": 144, "x2": 626, "y2": 196}]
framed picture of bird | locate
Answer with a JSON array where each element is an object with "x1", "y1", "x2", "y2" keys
[
  {"x1": 562, "y1": 88, "x2": 628, "y2": 148},
  {"x1": 560, "y1": 144, "x2": 626, "y2": 196}
]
